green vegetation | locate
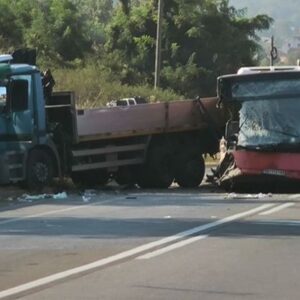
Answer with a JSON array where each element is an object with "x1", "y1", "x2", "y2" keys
[
  {"x1": 0, "y1": 0, "x2": 272, "y2": 106},
  {"x1": 54, "y1": 65, "x2": 181, "y2": 108}
]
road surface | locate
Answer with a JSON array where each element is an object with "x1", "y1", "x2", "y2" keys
[{"x1": 0, "y1": 184, "x2": 299, "y2": 299}]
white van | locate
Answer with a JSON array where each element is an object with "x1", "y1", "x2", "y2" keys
[{"x1": 106, "y1": 97, "x2": 147, "y2": 107}]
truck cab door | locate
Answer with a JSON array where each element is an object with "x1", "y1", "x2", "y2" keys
[
  {"x1": 0, "y1": 75, "x2": 33, "y2": 145},
  {"x1": 0, "y1": 75, "x2": 34, "y2": 183}
]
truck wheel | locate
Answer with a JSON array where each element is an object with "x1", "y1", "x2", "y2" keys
[
  {"x1": 136, "y1": 168, "x2": 154, "y2": 189},
  {"x1": 137, "y1": 145, "x2": 174, "y2": 189},
  {"x1": 26, "y1": 149, "x2": 54, "y2": 191},
  {"x1": 175, "y1": 156, "x2": 205, "y2": 188},
  {"x1": 71, "y1": 170, "x2": 109, "y2": 188},
  {"x1": 115, "y1": 167, "x2": 136, "y2": 186}
]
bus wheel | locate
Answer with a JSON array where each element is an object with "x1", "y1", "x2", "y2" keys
[
  {"x1": 26, "y1": 149, "x2": 54, "y2": 191},
  {"x1": 175, "y1": 156, "x2": 205, "y2": 188}
]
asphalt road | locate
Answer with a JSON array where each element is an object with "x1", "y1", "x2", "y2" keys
[{"x1": 0, "y1": 183, "x2": 299, "y2": 300}]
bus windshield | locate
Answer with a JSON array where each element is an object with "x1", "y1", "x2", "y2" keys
[
  {"x1": 232, "y1": 78, "x2": 300, "y2": 102},
  {"x1": 238, "y1": 98, "x2": 300, "y2": 147},
  {"x1": 224, "y1": 77, "x2": 300, "y2": 148}
]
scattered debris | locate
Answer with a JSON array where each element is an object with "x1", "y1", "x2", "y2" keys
[
  {"x1": 17, "y1": 192, "x2": 68, "y2": 202},
  {"x1": 82, "y1": 195, "x2": 90, "y2": 203},
  {"x1": 81, "y1": 189, "x2": 97, "y2": 202},
  {"x1": 84, "y1": 190, "x2": 97, "y2": 197},
  {"x1": 53, "y1": 192, "x2": 68, "y2": 199},
  {"x1": 20, "y1": 194, "x2": 51, "y2": 201},
  {"x1": 225, "y1": 193, "x2": 273, "y2": 199}
]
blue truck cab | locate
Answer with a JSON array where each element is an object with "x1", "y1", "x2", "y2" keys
[{"x1": 0, "y1": 62, "x2": 73, "y2": 189}]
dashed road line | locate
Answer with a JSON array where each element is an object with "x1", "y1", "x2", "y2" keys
[
  {"x1": 288, "y1": 194, "x2": 300, "y2": 200},
  {"x1": 255, "y1": 220, "x2": 300, "y2": 226},
  {"x1": 259, "y1": 202, "x2": 294, "y2": 216},
  {"x1": 137, "y1": 235, "x2": 209, "y2": 259},
  {"x1": 0, "y1": 198, "x2": 122, "y2": 226},
  {"x1": 0, "y1": 204, "x2": 276, "y2": 299}
]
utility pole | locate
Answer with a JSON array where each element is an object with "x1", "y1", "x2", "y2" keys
[
  {"x1": 154, "y1": 0, "x2": 163, "y2": 89},
  {"x1": 270, "y1": 36, "x2": 278, "y2": 66}
]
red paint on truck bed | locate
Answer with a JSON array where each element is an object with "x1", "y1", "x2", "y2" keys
[{"x1": 76, "y1": 98, "x2": 224, "y2": 142}]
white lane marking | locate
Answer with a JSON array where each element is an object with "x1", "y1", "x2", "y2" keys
[
  {"x1": 0, "y1": 206, "x2": 83, "y2": 225},
  {"x1": 255, "y1": 220, "x2": 300, "y2": 226},
  {"x1": 137, "y1": 203, "x2": 276, "y2": 260},
  {"x1": 259, "y1": 202, "x2": 294, "y2": 216},
  {"x1": 130, "y1": 192, "x2": 224, "y2": 199},
  {"x1": 0, "y1": 203, "x2": 274, "y2": 299},
  {"x1": 137, "y1": 235, "x2": 209, "y2": 259},
  {"x1": 288, "y1": 194, "x2": 300, "y2": 199},
  {"x1": 0, "y1": 198, "x2": 119, "y2": 226}
]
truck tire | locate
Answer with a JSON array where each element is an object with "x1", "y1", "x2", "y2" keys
[
  {"x1": 175, "y1": 155, "x2": 205, "y2": 188},
  {"x1": 26, "y1": 149, "x2": 54, "y2": 191},
  {"x1": 115, "y1": 167, "x2": 136, "y2": 186},
  {"x1": 137, "y1": 145, "x2": 174, "y2": 189},
  {"x1": 136, "y1": 168, "x2": 155, "y2": 189},
  {"x1": 71, "y1": 170, "x2": 109, "y2": 188}
]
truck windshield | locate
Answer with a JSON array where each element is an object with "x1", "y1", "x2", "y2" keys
[
  {"x1": 0, "y1": 84, "x2": 7, "y2": 111},
  {"x1": 232, "y1": 78, "x2": 300, "y2": 148}
]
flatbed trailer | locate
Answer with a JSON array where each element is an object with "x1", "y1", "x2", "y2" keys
[{"x1": 76, "y1": 97, "x2": 221, "y2": 141}]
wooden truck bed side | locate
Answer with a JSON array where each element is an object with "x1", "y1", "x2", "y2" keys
[{"x1": 76, "y1": 97, "x2": 223, "y2": 142}]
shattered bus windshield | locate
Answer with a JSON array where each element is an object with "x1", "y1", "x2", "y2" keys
[{"x1": 231, "y1": 78, "x2": 300, "y2": 148}]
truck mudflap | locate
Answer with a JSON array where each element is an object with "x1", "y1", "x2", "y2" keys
[{"x1": 209, "y1": 150, "x2": 300, "y2": 191}]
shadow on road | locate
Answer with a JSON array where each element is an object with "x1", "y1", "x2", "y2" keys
[{"x1": 0, "y1": 216, "x2": 299, "y2": 239}]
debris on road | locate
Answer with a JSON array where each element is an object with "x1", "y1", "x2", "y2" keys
[
  {"x1": 81, "y1": 189, "x2": 97, "y2": 202},
  {"x1": 225, "y1": 193, "x2": 273, "y2": 199},
  {"x1": 53, "y1": 192, "x2": 68, "y2": 199},
  {"x1": 164, "y1": 215, "x2": 172, "y2": 219},
  {"x1": 17, "y1": 192, "x2": 68, "y2": 202}
]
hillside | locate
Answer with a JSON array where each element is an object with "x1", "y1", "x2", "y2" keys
[
  {"x1": 230, "y1": 0, "x2": 299, "y2": 21},
  {"x1": 230, "y1": 0, "x2": 300, "y2": 43}
]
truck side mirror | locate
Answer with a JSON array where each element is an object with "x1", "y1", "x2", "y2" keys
[{"x1": 8, "y1": 79, "x2": 29, "y2": 112}]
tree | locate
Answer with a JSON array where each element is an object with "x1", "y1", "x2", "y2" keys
[
  {"x1": 72, "y1": 0, "x2": 113, "y2": 46},
  {"x1": 105, "y1": 0, "x2": 272, "y2": 97},
  {"x1": 160, "y1": 0, "x2": 273, "y2": 96},
  {"x1": 12, "y1": 0, "x2": 92, "y2": 62},
  {"x1": 0, "y1": 0, "x2": 23, "y2": 52},
  {"x1": 119, "y1": 0, "x2": 130, "y2": 15},
  {"x1": 105, "y1": 1, "x2": 157, "y2": 84}
]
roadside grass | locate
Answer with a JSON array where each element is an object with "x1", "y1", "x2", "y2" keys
[{"x1": 53, "y1": 65, "x2": 182, "y2": 108}]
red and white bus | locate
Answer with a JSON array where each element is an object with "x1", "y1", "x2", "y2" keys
[{"x1": 215, "y1": 66, "x2": 300, "y2": 190}]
